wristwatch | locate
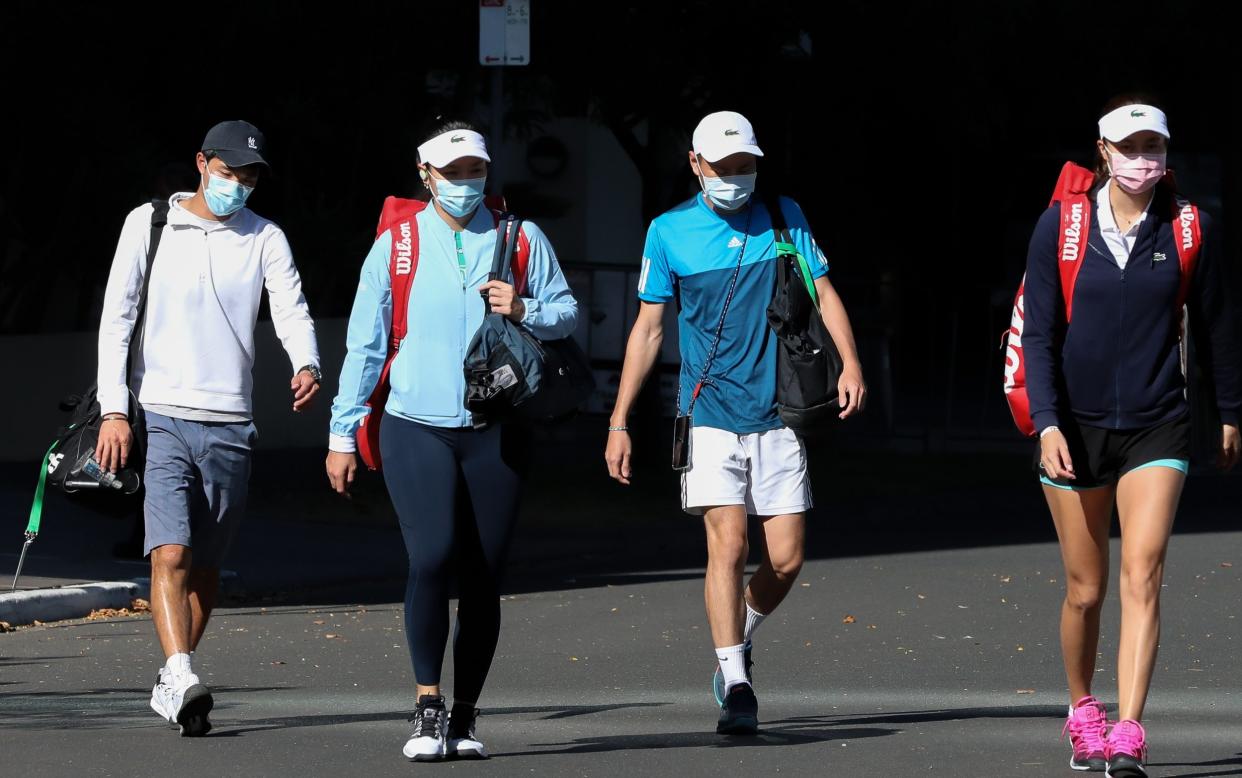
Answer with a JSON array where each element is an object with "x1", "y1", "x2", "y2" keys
[{"x1": 299, "y1": 364, "x2": 322, "y2": 384}]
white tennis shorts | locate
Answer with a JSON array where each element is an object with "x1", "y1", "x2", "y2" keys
[{"x1": 680, "y1": 425, "x2": 812, "y2": 516}]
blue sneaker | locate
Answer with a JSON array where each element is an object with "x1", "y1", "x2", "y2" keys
[{"x1": 712, "y1": 641, "x2": 753, "y2": 706}]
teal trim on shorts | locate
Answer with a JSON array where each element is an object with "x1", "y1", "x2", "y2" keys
[
  {"x1": 1038, "y1": 476, "x2": 1108, "y2": 492},
  {"x1": 1124, "y1": 458, "x2": 1190, "y2": 476}
]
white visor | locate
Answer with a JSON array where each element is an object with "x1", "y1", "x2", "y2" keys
[
  {"x1": 1098, "y1": 104, "x2": 1170, "y2": 142},
  {"x1": 417, "y1": 129, "x2": 491, "y2": 168}
]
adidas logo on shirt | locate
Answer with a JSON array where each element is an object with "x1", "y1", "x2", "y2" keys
[{"x1": 727, "y1": 236, "x2": 744, "y2": 249}]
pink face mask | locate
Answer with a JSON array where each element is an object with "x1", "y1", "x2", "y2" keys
[{"x1": 1107, "y1": 151, "x2": 1166, "y2": 194}]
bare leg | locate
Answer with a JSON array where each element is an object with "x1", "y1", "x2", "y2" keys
[
  {"x1": 1044, "y1": 485, "x2": 1115, "y2": 704},
  {"x1": 1115, "y1": 466, "x2": 1183, "y2": 721}
]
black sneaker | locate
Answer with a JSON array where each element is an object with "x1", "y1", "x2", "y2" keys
[
  {"x1": 447, "y1": 705, "x2": 487, "y2": 759},
  {"x1": 402, "y1": 694, "x2": 447, "y2": 761},
  {"x1": 716, "y1": 683, "x2": 759, "y2": 735}
]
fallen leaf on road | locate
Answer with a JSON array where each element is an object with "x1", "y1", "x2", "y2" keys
[
  {"x1": 87, "y1": 607, "x2": 147, "y2": 620},
  {"x1": 0, "y1": 621, "x2": 12, "y2": 633},
  {"x1": 1016, "y1": 689, "x2": 1036, "y2": 694},
  {"x1": 570, "y1": 656, "x2": 579, "y2": 661},
  {"x1": 801, "y1": 583, "x2": 811, "y2": 588},
  {"x1": 130, "y1": 598, "x2": 150, "y2": 612},
  {"x1": 1000, "y1": 576, "x2": 1012, "y2": 583},
  {"x1": 867, "y1": 625, "x2": 877, "y2": 630},
  {"x1": 1222, "y1": 563, "x2": 1234, "y2": 568},
  {"x1": 842, "y1": 615, "x2": 856, "y2": 624},
  {"x1": 325, "y1": 634, "x2": 338, "y2": 639},
  {"x1": 313, "y1": 620, "x2": 325, "y2": 625}
]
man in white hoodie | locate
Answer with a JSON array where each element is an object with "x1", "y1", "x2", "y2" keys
[{"x1": 95, "y1": 120, "x2": 321, "y2": 736}]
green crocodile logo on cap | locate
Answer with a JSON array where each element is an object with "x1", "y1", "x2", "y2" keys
[
  {"x1": 1130, "y1": 110, "x2": 1147, "y2": 118},
  {"x1": 451, "y1": 135, "x2": 465, "y2": 143},
  {"x1": 724, "y1": 129, "x2": 739, "y2": 136}
]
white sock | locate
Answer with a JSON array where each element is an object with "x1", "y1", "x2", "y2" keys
[
  {"x1": 165, "y1": 652, "x2": 192, "y2": 680},
  {"x1": 744, "y1": 602, "x2": 767, "y2": 644},
  {"x1": 715, "y1": 643, "x2": 749, "y2": 692}
]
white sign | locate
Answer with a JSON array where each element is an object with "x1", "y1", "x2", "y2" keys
[{"x1": 479, "y1": 0, "x2": 530, "y2": 66}]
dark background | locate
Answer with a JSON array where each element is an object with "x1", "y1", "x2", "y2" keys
[{"x1": 2, "y1": 0, "x2": 1239, "y2": 442}]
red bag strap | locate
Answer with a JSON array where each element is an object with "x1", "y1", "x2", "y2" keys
[
  {"x1": 387, "y1": 215, "x2": 420, "y2": 348},
  {"x1": 1050, "y1": 162, "x2": 1096, "y2": 321},
  {"x1": 1171, "y1": 196, "x2": 1202, "y2": 311}
]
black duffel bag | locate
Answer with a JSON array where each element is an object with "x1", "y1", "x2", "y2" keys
[
  {"x1": 464, "y1": 214, "x2": 595, "y2": 429},
  {"x1": 45, "y1": 199, "x2": 168, "y2": 497}
]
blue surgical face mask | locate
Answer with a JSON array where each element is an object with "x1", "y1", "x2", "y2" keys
[
  {"x1": 699, "y1": 172, "x2": 757, "y2": 212},
  {"x1": 203, "y1": 171, "x2": 254, "y2": 217},
  {"x1": 433, "y1": 177, "x2": 487, "y2": 218}
]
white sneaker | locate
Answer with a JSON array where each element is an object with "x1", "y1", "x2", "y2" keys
[
  {"x1": 168, "y1": 671, "x2": 213, "y2": 737},
  {"x1": 446, "y1": 708, "x2": 487, "y2": 759},
  {"x1": 149, "y1": 671, "x2": 177, "y2": 723},
  {"x1": 402, "y1": 695, "x2": 447, "y2": 762}
]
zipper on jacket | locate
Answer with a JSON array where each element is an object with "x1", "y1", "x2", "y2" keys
[{"x1": 1115, "y1": 266, "x2": 1126, "y2": 429}]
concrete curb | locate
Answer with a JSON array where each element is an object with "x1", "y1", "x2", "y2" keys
[
  {"x1": 0, "y1": 571, "x2": 242, "y2": 627},
  {"x1": 0, "y1": 581, "x2": 141, "y2": 626}
]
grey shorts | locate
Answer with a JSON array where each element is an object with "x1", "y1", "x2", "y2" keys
[{"x1": 143, "y1": 411, "x2": 257, "y2": 567}]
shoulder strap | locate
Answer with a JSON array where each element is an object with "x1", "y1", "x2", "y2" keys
[
  {"x1": 489, "y1": 210, "x2": 531, "y2": 296},
  {"x1": 128, "y1": 199, "x2": 170, "y2": 378},
  {"x1": 1050, "y1": 163, "x2": 1095, "y2": 321},
  {"x1": 765, "y1": 191, "x2": 787, "y2": 234},
  {"x1": 681, "y1": 206, "x2": 754, "y2": 417},
  {"x1": 764, "y1": 193, "x2": 817, "y2": 305},
  {"x1": 387, "y1": 214, "x2": 421, "y2": 348},
  {"x1": 1172, "y1": 197, "x2": 1202, "y2": 310},
  {"x1": 513, "y1": 226, "x2": 531, "y2": 297}
]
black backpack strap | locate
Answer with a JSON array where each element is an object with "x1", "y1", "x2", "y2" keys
[
  {"x1": 127, "y1": 199, "x2": 170, "y2": 379},
  {"x1": 484, "y1": 213, "x2": 522, "y2": 313},
  {"x1": 764, "y1": 192, "x2": 789, "y2": 239}
]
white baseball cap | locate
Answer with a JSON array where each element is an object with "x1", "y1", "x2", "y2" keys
[
  {"x1": 692, "y1": 111, "x2": 765, "y2": 163},
  {"x1": 1098, "y1": 104, "x2": 1170, "y2": 142},
  {"x1": 417, "y1": 129, "x2": 492, "y2": 168}
]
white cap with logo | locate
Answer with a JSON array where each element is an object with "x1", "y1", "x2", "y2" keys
[
  {"x1": 1098, "y1": 104, "x2": 1170, "y2": 142},
  {"x1": 418, "y1": 129, "x2": 492, "y2": 168},
  {"x1": 692, "y1": 111, "x2": 765, "y2": 163}
]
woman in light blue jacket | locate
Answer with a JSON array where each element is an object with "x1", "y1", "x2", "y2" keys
[{"x1": 325, "y1": 120, "x2": 578, "y2": 762}]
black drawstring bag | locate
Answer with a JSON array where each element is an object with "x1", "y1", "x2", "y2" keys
[{"x1": 765, "y1": 194, "x2": 843, "y2": 433}]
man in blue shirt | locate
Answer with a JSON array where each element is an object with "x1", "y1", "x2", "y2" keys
[{"x1": 605, "y1": 111, "x2": 866, "y2": 734}]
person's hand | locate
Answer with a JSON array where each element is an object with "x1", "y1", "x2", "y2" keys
[
  {"x1": 1039, "y1": 428, "x2": 1076, "y2": 481},
  {"x1": 479, "y1": 280, "x2": 526, "y2": 323},
  {"x1": 94, "y1": 417, "x2": 133, "y2": 473},
  {"x1": 326, "y1": 451, "x2": 357, "y2": 496},
  {"x1": 1219, "y1": 424, "x2": 1240, "y2": 472},
  {"x1": 292, "y1": 370, "x2": 320, "y2": 412},
  {"x1": 605, "y1": 429, "x2": 633, "y2": 485},
  {"x1": 838, "y1": 363, "x2": 867, "y2": 419}
]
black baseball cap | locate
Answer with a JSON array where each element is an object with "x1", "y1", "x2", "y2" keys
[{"x1": 201, "y1": 120, "x2": 270, "y2": 170}]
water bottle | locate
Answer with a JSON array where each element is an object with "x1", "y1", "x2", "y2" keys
[{"x1": 73, "y1": 451, "x2": 124, "y2": 490}]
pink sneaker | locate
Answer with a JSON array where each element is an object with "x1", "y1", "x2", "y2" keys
[
  {"x1": 1105, "y1": 719, "x2": 1148, "y2": 778},
  {"x1": 1062, "y1": 695, "x2": 1109, "y2": 771}
]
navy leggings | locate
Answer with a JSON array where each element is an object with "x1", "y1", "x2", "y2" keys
[{"x1": 379, "y1": 413, "x2": 527, "y2": 704}]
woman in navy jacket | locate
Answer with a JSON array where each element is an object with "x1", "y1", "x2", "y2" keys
[{"x1": 1023, "y1": 95, "x2": 1240, "y2": 776}]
